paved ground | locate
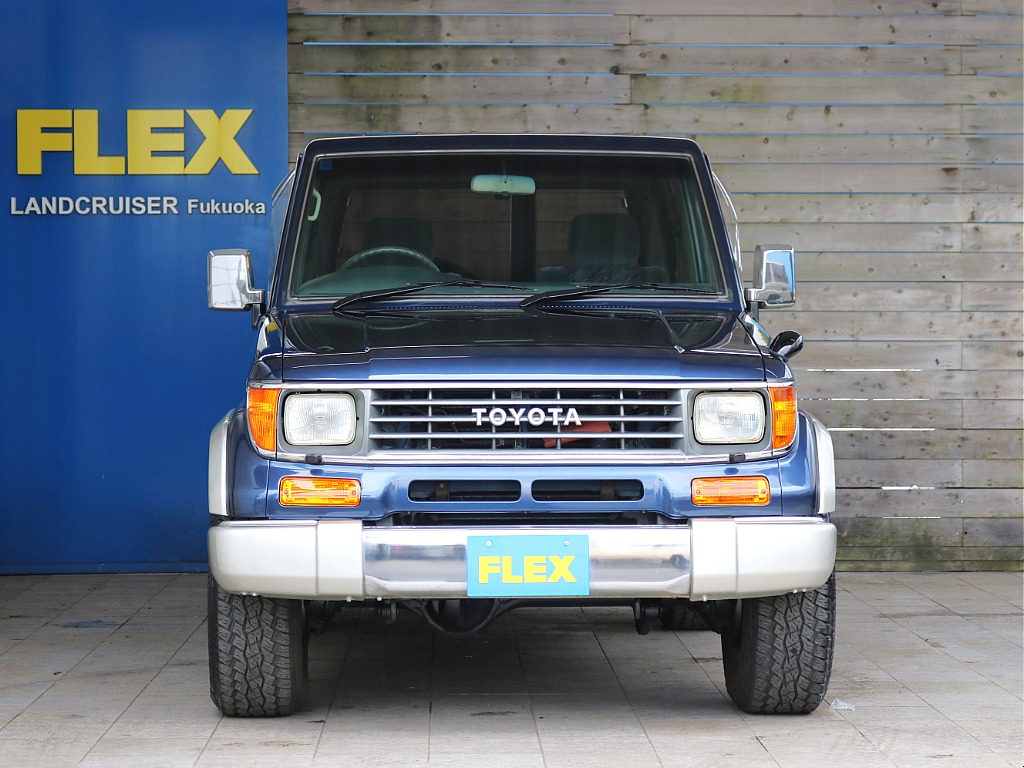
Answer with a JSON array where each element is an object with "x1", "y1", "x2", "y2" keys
[{"x1": 0, "y1": 572, "x2": 1020, "y2": 768}]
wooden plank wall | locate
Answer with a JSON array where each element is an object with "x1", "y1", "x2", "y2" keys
[{"x1": 288, "y1": 0, "x2": 1023, "y2": 571}]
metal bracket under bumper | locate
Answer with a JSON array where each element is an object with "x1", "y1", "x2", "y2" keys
[{"x1": 209, "y1": 517, "x2": 836, "y2": 601}]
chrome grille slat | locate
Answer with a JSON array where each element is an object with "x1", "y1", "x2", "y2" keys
[
  {"x1": 370, "y1": 398, "x2": 683, "y2": 407},
  {"x1": 371, "y1": 415, "x2": 676, "y2": 423},
  {"x1": 369, "y1": 431, "x2": 673, "y2": 440},
  {"x1": 369, "y1": 384, "x2": 684, "y2": 452}
]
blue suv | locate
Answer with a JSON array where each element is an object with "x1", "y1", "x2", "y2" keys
[{"x1": 206, "y1": 134, "x2": 837, "y2": 717}]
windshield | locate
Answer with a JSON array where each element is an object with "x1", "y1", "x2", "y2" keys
[{"x1": 289, "y1": 152, "x2": 725, "y2": 300}]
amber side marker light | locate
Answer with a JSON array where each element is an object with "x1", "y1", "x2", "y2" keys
[
  {"x1": 247, "y1": 387, "x2": 281, "y2": 452},
  {"x1": 692, "y1": 476, "x2": 770, "y2": 506},
  {"x1": 769, "y1": 385, "x2": 798, "y2": 450},
  {"x1": 280, "y1": 477, "x2": 361, "y2": 507}
]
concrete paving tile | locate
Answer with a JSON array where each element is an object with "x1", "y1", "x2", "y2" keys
[
  {"x1": 658, "y1": 756, "x2": 779, "y2": 768},
  {"x1": 195, "y1": 755, "x2": 314, "y2": 768},
  {"x1": 87, "y1": 735, "x2": 208, "y2": 758},
  {"x1": 837, "y1": 708, "x2": 1013, "y2": 766},
  {"x1": 884, "y1": 749, "x2": 1013, "y2": 768},
  {"x1": 0, "y1": 737, "x2": 97, "y2": 768},
  {"x1": 104, "y1": 707, "x2": 221, "y2": 740},
  {"x1": 646, "y1": 726, "x2": 767, "y2": 748},
  {"x1": 956, "y1": 573, "x2": 1023, "y2": 607},
  {"x1": 953, "y1": 718, "x2": 1024, "y2": 764},
  {"x1": 0, "y1": 711, "x2": 117, "y2": 741},
  {"x1": 542, "y1": 748, "x2": 662, "y2": 768},
  {"x1": 738, "y1": 710, "x2": 863, "y2": 739},
  {"x1": 427, "y1": 756, "x2": 545, "y2": 768},
  {"x1": 76, "y1": 757, "x2": 198, "y2": 768},
  {"x1": 428, "y1": 736, "x2": 545, "y2": 757},
  {"x1": 755, "y1": 732, "x2": 896, "y2": 765},
  {"x1": 968, "y1": 614, "x2": 1024, "y2": 647},
  {"x1": 0, "y1": 683, "x2": 52, "y2": 715},
  {"x1": 818, "y1": 679, "x2": 928, "y2": 709},
  {"x1": 212, "y1": 711, "x2": 326, "y2": 739},
  {"x1": 204, "y1": 735, "x2": 319, "y2": 757},
  {"x1": 635, "y1": 698, "x2": 746, "y2": 728},
  {"x1": 314, "y1": 757, "x2": 428, "y2": 768},
  {"x1": 0, "y1": 572, "x2": 1020, "y2": 767},
  {"x1": 905, "y1": 687, "x2": 1023, "y2": 723},
  {"x1": 431, "y1": 732, "x2": 541, "y2": 756},
  {"x1": 316, "y1": 733, "x2": 429, "y2": 758}
]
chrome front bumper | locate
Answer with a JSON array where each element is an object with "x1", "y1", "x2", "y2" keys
[{"x1": 209, "y1": 517, "x2": 836, "y2": 601}]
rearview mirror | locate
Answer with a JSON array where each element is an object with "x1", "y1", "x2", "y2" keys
[
  {"x1": 470, "y1": 174, "x2": 536, "y2": 196},
  {"x1": 746, "y1": 244, "x2": 795, "y2": 310},
  {"x1": 208, "y1": 249, "x2": 264, "y2": 312}
]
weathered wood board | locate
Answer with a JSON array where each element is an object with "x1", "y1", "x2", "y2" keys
[{"x1": 287, "y1": 4, "x2": 1024, "y2": 571}]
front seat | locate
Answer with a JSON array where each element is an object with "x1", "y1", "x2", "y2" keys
[{"x1": 539, "y1": 212, "x2": 666, "y2": 283}]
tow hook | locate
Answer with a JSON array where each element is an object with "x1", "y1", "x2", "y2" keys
[{"x1": 633, "y1": 599, "x2": 655, "y2": 635}]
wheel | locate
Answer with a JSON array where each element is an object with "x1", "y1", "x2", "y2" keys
[
  {"x1": 341, "y1": 245, "x2": 439, "y2": 271},
  {"x1": 207, "y1": 574, "x2": 308, "y2": 717},
  {"x1": 658, "y1": 599, "x2": 709, "y2": 631},
  {"x1": 721, "y1": 574, "x2": 836, "y2": 714}
]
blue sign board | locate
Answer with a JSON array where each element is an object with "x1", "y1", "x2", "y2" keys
[
  {"x1": 467, "y1": 535, "x2": 591, "y2": 597},
  {"x1": 0, "y1": 1, "x2": 287, "y2": 572}
]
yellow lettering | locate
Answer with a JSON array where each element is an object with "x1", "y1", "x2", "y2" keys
[
  {"x1": 548, "y1": 555, "x2": 576, "y2": 583},
  {"x1": 127, "y1": 110, "x2": 184, "y2": 175},
  {"x1": 17, "y1": 110, "x2": 72, "y2": 175},
  {"x1": 523, "y1": 555, "x2": 547, "y2": 583},
  {"x1": 17, "y1": 108, "x2": 257, "y2": 176},
  {"x1": 501, "y1": 555, "x2": 522, "y2": 584},
  {"x1": 184, "y1": 109, "x2": 257, "y2": 175},
  {"x1": 72, "y1": 110, "x2": 125, "y2": 175},
  {"x1": 478, "y1": 555, "x2": 500, "y2": 584}
]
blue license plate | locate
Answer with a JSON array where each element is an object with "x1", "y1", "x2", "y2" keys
[{"x1": 466, "y1": 535, "x2": 590, "y2": 597}]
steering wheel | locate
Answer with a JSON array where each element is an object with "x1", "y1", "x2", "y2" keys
[{"x1": 341, "y1": 246, "x2": 439, "y2": 271}]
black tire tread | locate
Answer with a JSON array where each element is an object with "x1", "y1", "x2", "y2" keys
[
  {"x1": 722, "y1": 574, "x2": 836, "y2": 715},
  {"x1": 208, "y1": 574, "x2": 307, "y2": 717}
]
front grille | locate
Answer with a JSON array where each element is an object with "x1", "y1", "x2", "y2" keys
[{"x1": 369, "y1": 386, "x2": 683, "y2": 451}]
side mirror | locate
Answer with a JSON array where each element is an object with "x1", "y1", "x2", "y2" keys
[
  {"x1": 770, "y1": 330, "x2": 804, "y2": 360},
  {"x1": 208, "y1": 249, "x2": 265, "y2": 312},
  {"x1": 746, "y1": 244, "x2": 795, "y2": 312}
]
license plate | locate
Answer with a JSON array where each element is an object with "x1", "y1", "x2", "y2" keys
[{"x1": 466, "y1": 535, "x2": 590, "y2": 597}]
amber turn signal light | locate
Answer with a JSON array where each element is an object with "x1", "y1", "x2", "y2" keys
[
  {"x1": 769, "y1": 385, "x2": 797, "y2": 450},
  {"x1": 692, "y1": 476, "x2": 770, "y2": 506},
  {"x1": 279, "y1": 477, "x2": 361, "y2": 507},
  {"x1": 247, "y1": 387, "x2": 280, "y2": 453}
]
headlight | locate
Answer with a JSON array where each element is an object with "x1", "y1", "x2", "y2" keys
[
  {"x1": 283, "y1": 393, "x2": 356, "y2": 445},
  {"x1": 693, "y1": 392, "x2": 765, "y2": 444}
]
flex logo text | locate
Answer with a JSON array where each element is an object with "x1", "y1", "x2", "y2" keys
[
  {"x1": 17, "y1": 109, "x2": 257, "y2": 175},
  {"x1": 477, "y1": 554, "x2": 577, "y2": 585}
]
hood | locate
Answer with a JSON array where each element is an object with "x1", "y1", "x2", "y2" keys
[{"x1": 272, "y1": 308, "x2": 766, "y2": 382}]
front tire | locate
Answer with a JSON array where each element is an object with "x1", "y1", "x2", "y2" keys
[
  {"x1": 208, "y1": 574, "x2": 308, "y2": 717},
  {"x1": 721, "y1": 574, "x2": 836, "y2": 714}
]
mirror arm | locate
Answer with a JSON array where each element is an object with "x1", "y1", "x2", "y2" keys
[
  {"x1": 250, "y1": 297, "x2": 267, "y2": 329},
  {"x1": 746, "y1": 296, "x2": 761, "y2": 321}
]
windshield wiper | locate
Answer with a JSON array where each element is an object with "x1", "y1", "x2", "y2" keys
[
  {"x1": 333, "y1": 280, "x2": 533, "y2": 315},
  {"x1": 520, "y1": 282, "x2": 719, "y2": 309}
]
